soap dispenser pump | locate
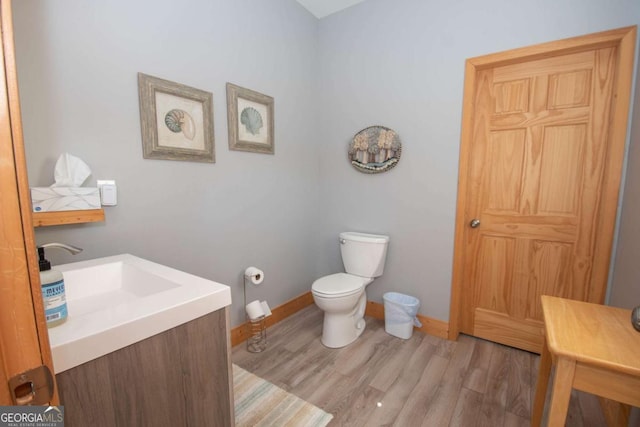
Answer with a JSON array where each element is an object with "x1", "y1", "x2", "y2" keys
[{"x1": 37, "y1": 243, "x2": 82, "y2": 328}]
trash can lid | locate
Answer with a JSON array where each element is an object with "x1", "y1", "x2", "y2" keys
[{"x1": 312, "y1": 273, "x2": 369, "y2": 296}]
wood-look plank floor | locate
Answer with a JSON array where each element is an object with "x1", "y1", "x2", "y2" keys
[{"x1": 232, "y1": 305, "x2": 607, "y2": 426}]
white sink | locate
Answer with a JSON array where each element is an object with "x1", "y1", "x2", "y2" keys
[{"x1": 48, "y1": 254, "x2": 232, "y2": 373}]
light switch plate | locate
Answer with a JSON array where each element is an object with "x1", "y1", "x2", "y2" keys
[{"x1": 97, "y1": 180, "x2": 117, "y2": 206}]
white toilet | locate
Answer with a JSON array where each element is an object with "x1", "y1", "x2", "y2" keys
[{"x1": 311, "y1": 231, "x2": 390, "y2": 348}]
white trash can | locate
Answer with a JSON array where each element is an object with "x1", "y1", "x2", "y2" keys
[{"x1": 383, "y1": 292, "x2": 422, "y2": 339}]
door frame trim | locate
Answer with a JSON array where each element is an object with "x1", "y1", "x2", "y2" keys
[
  {"x1": 448, "y1": 26, "x2": 637, "y2": 341},
  {"x1": 0, "y1": 0, "x2": 59, "y2": 404}
]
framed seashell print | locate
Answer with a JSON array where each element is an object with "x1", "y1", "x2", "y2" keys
[
  {"x1": 138, "y1": 73, "x2": 215, "y2": 162},
  {"x1": 226, "y1": 83, "x2": 274, "y2": 154}
]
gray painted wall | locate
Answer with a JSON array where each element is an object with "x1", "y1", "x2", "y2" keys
[
  {"x1": 316, "y1": 0, "x2": 640, "y2": 321},
  {"x1": 611, "y1": 63, "x2": 640, "y2": 310},
  {"x1": 13, "y1": 0, "x2": 640, "y2": 328},
  {"x1": 13, "y1": 0, "x2": 320, "y2": 326}
]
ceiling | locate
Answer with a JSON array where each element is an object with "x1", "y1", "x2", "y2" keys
[{"x1": 295, "y1": 0, "x2": 368, "y2": 19}]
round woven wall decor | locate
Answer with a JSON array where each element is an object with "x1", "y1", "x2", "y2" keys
[{"x1": 348, "y1": 126, "x2": 402, "y2": 174}]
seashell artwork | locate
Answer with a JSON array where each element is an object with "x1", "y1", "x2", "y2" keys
[
  {"x1": 240, "y1": 107, "x2": 264, "y2": 135},
  {"x1": 348, "y1": 126, "x2": 402, "y2": 173},
  {"x1": 164, "y1": 109, "x2": 196, "y2": 140}
]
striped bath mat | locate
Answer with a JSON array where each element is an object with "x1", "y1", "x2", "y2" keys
[{"x1": 233, "y1": 364, "x2": 333, "y2": 427}]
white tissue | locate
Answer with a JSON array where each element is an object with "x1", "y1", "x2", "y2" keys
[{"x1": 51, "y1": 153, "x2": 92, "y2": 187}]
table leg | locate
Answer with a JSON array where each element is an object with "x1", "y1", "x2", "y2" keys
[
  {"x1": 532, "y1": 336, "x2": 552, "y2": 426},
  {"x1": 547, "y1": 357, "x2": 576, "y2": 427}
]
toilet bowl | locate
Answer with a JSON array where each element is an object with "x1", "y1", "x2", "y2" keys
[
  {"x1": 312, "y1": 232, "x2": 389, "y2": 348},
  {"x1": 312, "y1": 273, "x2": 372, "y2": 348}
]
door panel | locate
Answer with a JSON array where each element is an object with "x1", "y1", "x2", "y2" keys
[
  {"x1": 538, "y1": 125, "x2": 585, "y2": 215},
  {"x1": 548, "y1": 69, "x2": 592, "y2": 109},
  {"x1": 450, "y1": 27, "x2": 636, "y2": 353},
  {"x1": 486, "y1": 129, "x2": 526, "y2": 212},
  {"x1": 528, "y1": 240, "x2": 573, "y2": 318}
]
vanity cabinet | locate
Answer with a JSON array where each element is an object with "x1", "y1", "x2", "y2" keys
[{"x1": 55, "y1": 307, "x2": 234, "y2": 426}]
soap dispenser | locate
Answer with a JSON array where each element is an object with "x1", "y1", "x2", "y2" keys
[{"x1": 37, "y1": 243, "x2": 82, "y2": 327}]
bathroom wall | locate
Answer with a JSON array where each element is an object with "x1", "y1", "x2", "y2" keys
[
  {"x1": 13, "y1": 0, "x2": 640, "y2": 329},
  {"x1": 13, "y1": 0, "x2": 320, "y2": 326},
  {"x1": 610, "y1": 62, "x2": 640, "y2": 310},
  {"x1": 608, "y1": 59, "x2": 640, "y2": 427},
  {"x1": 315, "y1": 0, "x2": 640, "y2": 321}
]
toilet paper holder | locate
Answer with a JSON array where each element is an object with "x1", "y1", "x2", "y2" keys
[{"x1": 243, "y1": 267, "x2": 268, "y2": 353}]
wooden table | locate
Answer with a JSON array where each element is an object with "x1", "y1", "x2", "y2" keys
[{"x1": 532, "y1": 296, "x2": 640, "y2": 426}]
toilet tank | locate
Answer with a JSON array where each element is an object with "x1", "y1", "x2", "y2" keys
[{"x1": 340, "y1": 232, "x2": 390, "y2": 278}]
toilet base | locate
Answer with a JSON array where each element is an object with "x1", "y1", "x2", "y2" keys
[{"x1": 317, "y1": 292, "x2": 367, "y2": 348}]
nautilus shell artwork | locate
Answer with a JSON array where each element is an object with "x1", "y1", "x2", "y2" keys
[
  {"x1": 164, "y1": 109, "x2": 196, "y2": 140},
  {"x1": 348, "y1": 126, "x2": 402, "y2": 174},
  {"x1": 240, "y1": 107, "x2": 264, "y2": 135}
]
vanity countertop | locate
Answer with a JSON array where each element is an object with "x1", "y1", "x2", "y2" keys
[{"x1": 48, "y1": 254, "x2": 231, "y2": 373}]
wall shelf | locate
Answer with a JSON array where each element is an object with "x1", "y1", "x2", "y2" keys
[{"x1": 32, "y1": 209, "x2": 105, "y2": 227}]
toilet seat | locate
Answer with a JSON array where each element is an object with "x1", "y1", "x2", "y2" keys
[{"x1": 312, "y1": 273, "x2": 369, "y2": 297}]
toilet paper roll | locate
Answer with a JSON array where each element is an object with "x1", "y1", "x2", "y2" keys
[
  {"x1": 246, "y1": 300, "x2": 265, "y2": 320},
  {"x1": 244, "y1": 266, "x2": 264, "y2": 285}
]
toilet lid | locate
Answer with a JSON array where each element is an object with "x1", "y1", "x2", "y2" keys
[{"x1": 312, "y1": 273, "x2": 367, "y2": 296}]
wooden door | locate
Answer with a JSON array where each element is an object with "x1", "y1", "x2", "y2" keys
[
  {"x1": 449, "y1": 27, "x2": 636, "y2": 353},
  {"x1": 0, "y1": 0, "x2": 59, "y2": 404}
]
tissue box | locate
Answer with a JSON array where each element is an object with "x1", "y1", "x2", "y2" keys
[{"x1": 31, "y1": 187, "x2": 100, "y2": 212}]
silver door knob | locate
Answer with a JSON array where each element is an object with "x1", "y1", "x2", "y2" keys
[{"x1": 469, "y1": 219, "x2": 481, "y2": 228}]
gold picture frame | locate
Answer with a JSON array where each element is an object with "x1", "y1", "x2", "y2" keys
[
  {"x1": 226, "y1": 83, "x2": 274, "y2": 154},
  {"x1": 138, "y1": 73, "x2": 215, "y2": 163}
]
